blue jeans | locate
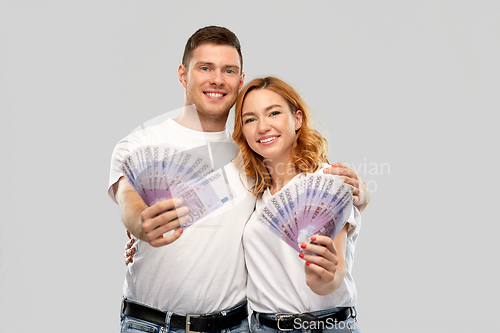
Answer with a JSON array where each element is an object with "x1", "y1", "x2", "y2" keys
[
  {"x1": 250, "y1": 308, "x2": 361, "y2": 333},
  {"x1": 120, "y1": 299, "x2": 250, "y2": 333}
]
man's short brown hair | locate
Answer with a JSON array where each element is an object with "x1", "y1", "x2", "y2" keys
[{"x1": 182, "y1": 26, "x2": 243, "y2": 72}]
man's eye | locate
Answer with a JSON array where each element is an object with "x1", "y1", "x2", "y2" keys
[
  {"x1": 201, "y1": 67, "x2": 210, "y2": 71},
  {"x1": 226, "y1": 69, "x2": 235, "y2": 74}
]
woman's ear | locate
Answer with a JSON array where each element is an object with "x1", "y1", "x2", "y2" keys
[{"x1": 295, "y1": 110, "x2": 303, "y2": 130}]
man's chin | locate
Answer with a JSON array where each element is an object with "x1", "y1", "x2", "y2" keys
[{"x1": 198, "y1": 107, "x2": 231, "y2": 120}]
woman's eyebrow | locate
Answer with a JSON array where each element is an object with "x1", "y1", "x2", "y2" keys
[
  {"x1": 242, "y1": 111, "x2": 255, "y2": 117},
  {"x1": 242, "y1": 104, "x2": 284, "y2": 117},
  {"x1": 265, "y1": 104, "x2": 284, "y2": 111}
]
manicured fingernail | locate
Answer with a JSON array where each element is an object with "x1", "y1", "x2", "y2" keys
[
  {"x1": 299, "y1": 253, "x2": 304, "y2": 258},
  {"x1": 310, "y1": 237, "x2": 316, "y2": 242},
  {"x1": 306, "y1": 262, "x2": 310, "y2": 266},
  {"x1": 300, "y1": 244, "x2": 307, "y2": 249}
]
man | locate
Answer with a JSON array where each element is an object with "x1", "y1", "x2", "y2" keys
[{"x1": 109, "y1": 26, "x2": 370, "y2": 332}]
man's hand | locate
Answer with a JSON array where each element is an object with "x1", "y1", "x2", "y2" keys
[
  {"x1": 324, "y1": 162, "x2": 370, "y2": 212},
  {"x1": 114, "y1": 177, "x2": 190, "y2": 247},
  {"x1": 140, "y1": 198, "x2": 190, "y2": 247}
]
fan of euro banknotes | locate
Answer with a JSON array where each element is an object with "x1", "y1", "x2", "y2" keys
[
  {"x1": 121, "y1": 145, "x2": 225, "y2": 229},
  {"x1": 255, "y1": 173, "x2": 353, "y2": 253}
]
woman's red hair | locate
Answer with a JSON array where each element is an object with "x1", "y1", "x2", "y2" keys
[{"x1": 233, "y1": 77, "x2": 329, "y2": 196}]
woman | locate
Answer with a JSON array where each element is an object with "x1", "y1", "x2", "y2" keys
[{"x1": 232, "y1": 77, "x2": 361, "y2": 333}]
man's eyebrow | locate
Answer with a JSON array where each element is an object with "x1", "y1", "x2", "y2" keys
[
  {"x1": 196, "y1": 61, "x2": 214, "y2": 67},
  {"x1": 196, "y1": 61, "x2": 240, "y2": 71}
]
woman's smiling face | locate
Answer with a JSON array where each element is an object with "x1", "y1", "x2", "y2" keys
[{"x1": 241, "y1": 88, "x2": 302, "y2": 164}]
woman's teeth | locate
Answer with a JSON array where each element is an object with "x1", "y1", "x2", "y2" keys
[{"x1": 260, "y1": 136, "x2": 278, "y2": 143}]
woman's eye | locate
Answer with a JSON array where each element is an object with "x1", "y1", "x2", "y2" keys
[
  {"x1": 270, "y1": 111, "x2": 281, "y2": 117},
  {"x1": 244, "y1": 118, "x2": 255, "y2": 124}
]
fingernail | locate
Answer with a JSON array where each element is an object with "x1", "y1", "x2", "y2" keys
[
  {"x1": 299, "y1": 253, "x2": 304, "y2": 258},
  {"x1": 300, "y1": 244, "x2": 307, "y2": 249},
  {"x1": 306, "y1": 262, "x2": 310, "y2": 266},
  {"x1": 174, "y1": 198, "x2": 183, "y2": 206},
  {"x1": 310, "y1": 237, "x2": 316, "y2": 242}
]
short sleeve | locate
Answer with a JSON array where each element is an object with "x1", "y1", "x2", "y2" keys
[
  {"x1": 107, "y1": 131, "x2": 148, "y2": 203},
  {"x1": 346, "y1": 206, "x2": 361, "y2": 239}
]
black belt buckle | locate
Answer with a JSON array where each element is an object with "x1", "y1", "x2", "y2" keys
[
  {"x1": 276, "y1": 315, "x2": 294, "y2": 331},
  {"x1": 186, "y1": 313, "x2": 214, "y2": 333},
  {"x1": 185, "y1": 314, "x2": 198, "y2": 333}
]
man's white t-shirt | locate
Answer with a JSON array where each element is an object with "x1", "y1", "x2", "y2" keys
[{"x1": 108, "y1": 119, "x2": 256, "y2": 314}]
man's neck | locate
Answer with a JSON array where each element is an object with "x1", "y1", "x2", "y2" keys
[{"x1": 173, "y1": 104, "x2": 228, "y2": 133}]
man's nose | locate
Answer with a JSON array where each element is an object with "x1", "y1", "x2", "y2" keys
[{"x1": 210, "y1": 71, "x2": 224, "y2": 86}]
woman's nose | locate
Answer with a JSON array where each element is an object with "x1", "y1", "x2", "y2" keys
[{"x1": 257, "y1": 118, "x2": 271, "y2": 133}]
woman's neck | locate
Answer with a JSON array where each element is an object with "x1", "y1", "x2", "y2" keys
[{"x1": 266, "y1": 156, "x2": 298, "y2": 195}]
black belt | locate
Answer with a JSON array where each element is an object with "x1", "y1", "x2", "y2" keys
[
  {"x1": 123, "y1": 300, "x2": 248, "y2": 332},
  {"x1": 255, "y1": 307, "x2": 355, "y2": 331}
]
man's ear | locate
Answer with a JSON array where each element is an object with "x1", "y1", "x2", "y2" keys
[
  {"x1": 239, "y1": 71, "x2": 245, "y2": 90},
  {"x1": 178, "y1": 64, "x2": 188, "y2": 88}
]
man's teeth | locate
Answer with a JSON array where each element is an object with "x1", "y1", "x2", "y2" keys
[
  {"x1": 206, "y1": 92, "x2": 224, "y2": 97},
  {"x1": 260, "y1": 136, "x2": 278, "y2": 143}
]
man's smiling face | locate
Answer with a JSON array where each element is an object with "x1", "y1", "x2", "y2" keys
[{"x1": 179, "y1": 43, "x2": 245, "y2": 122}]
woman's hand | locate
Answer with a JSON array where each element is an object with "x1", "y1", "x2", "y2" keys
[
  {"x1": 299, "y1": 236, "x2": 338, "y2": 295},
  {"x1": 299, "y1": 226, "x2": 348, "y2": 295}
]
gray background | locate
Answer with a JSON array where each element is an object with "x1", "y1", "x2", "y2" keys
[{"x1": 1, "y1": 0, "x2": 498, "y2": 332}]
